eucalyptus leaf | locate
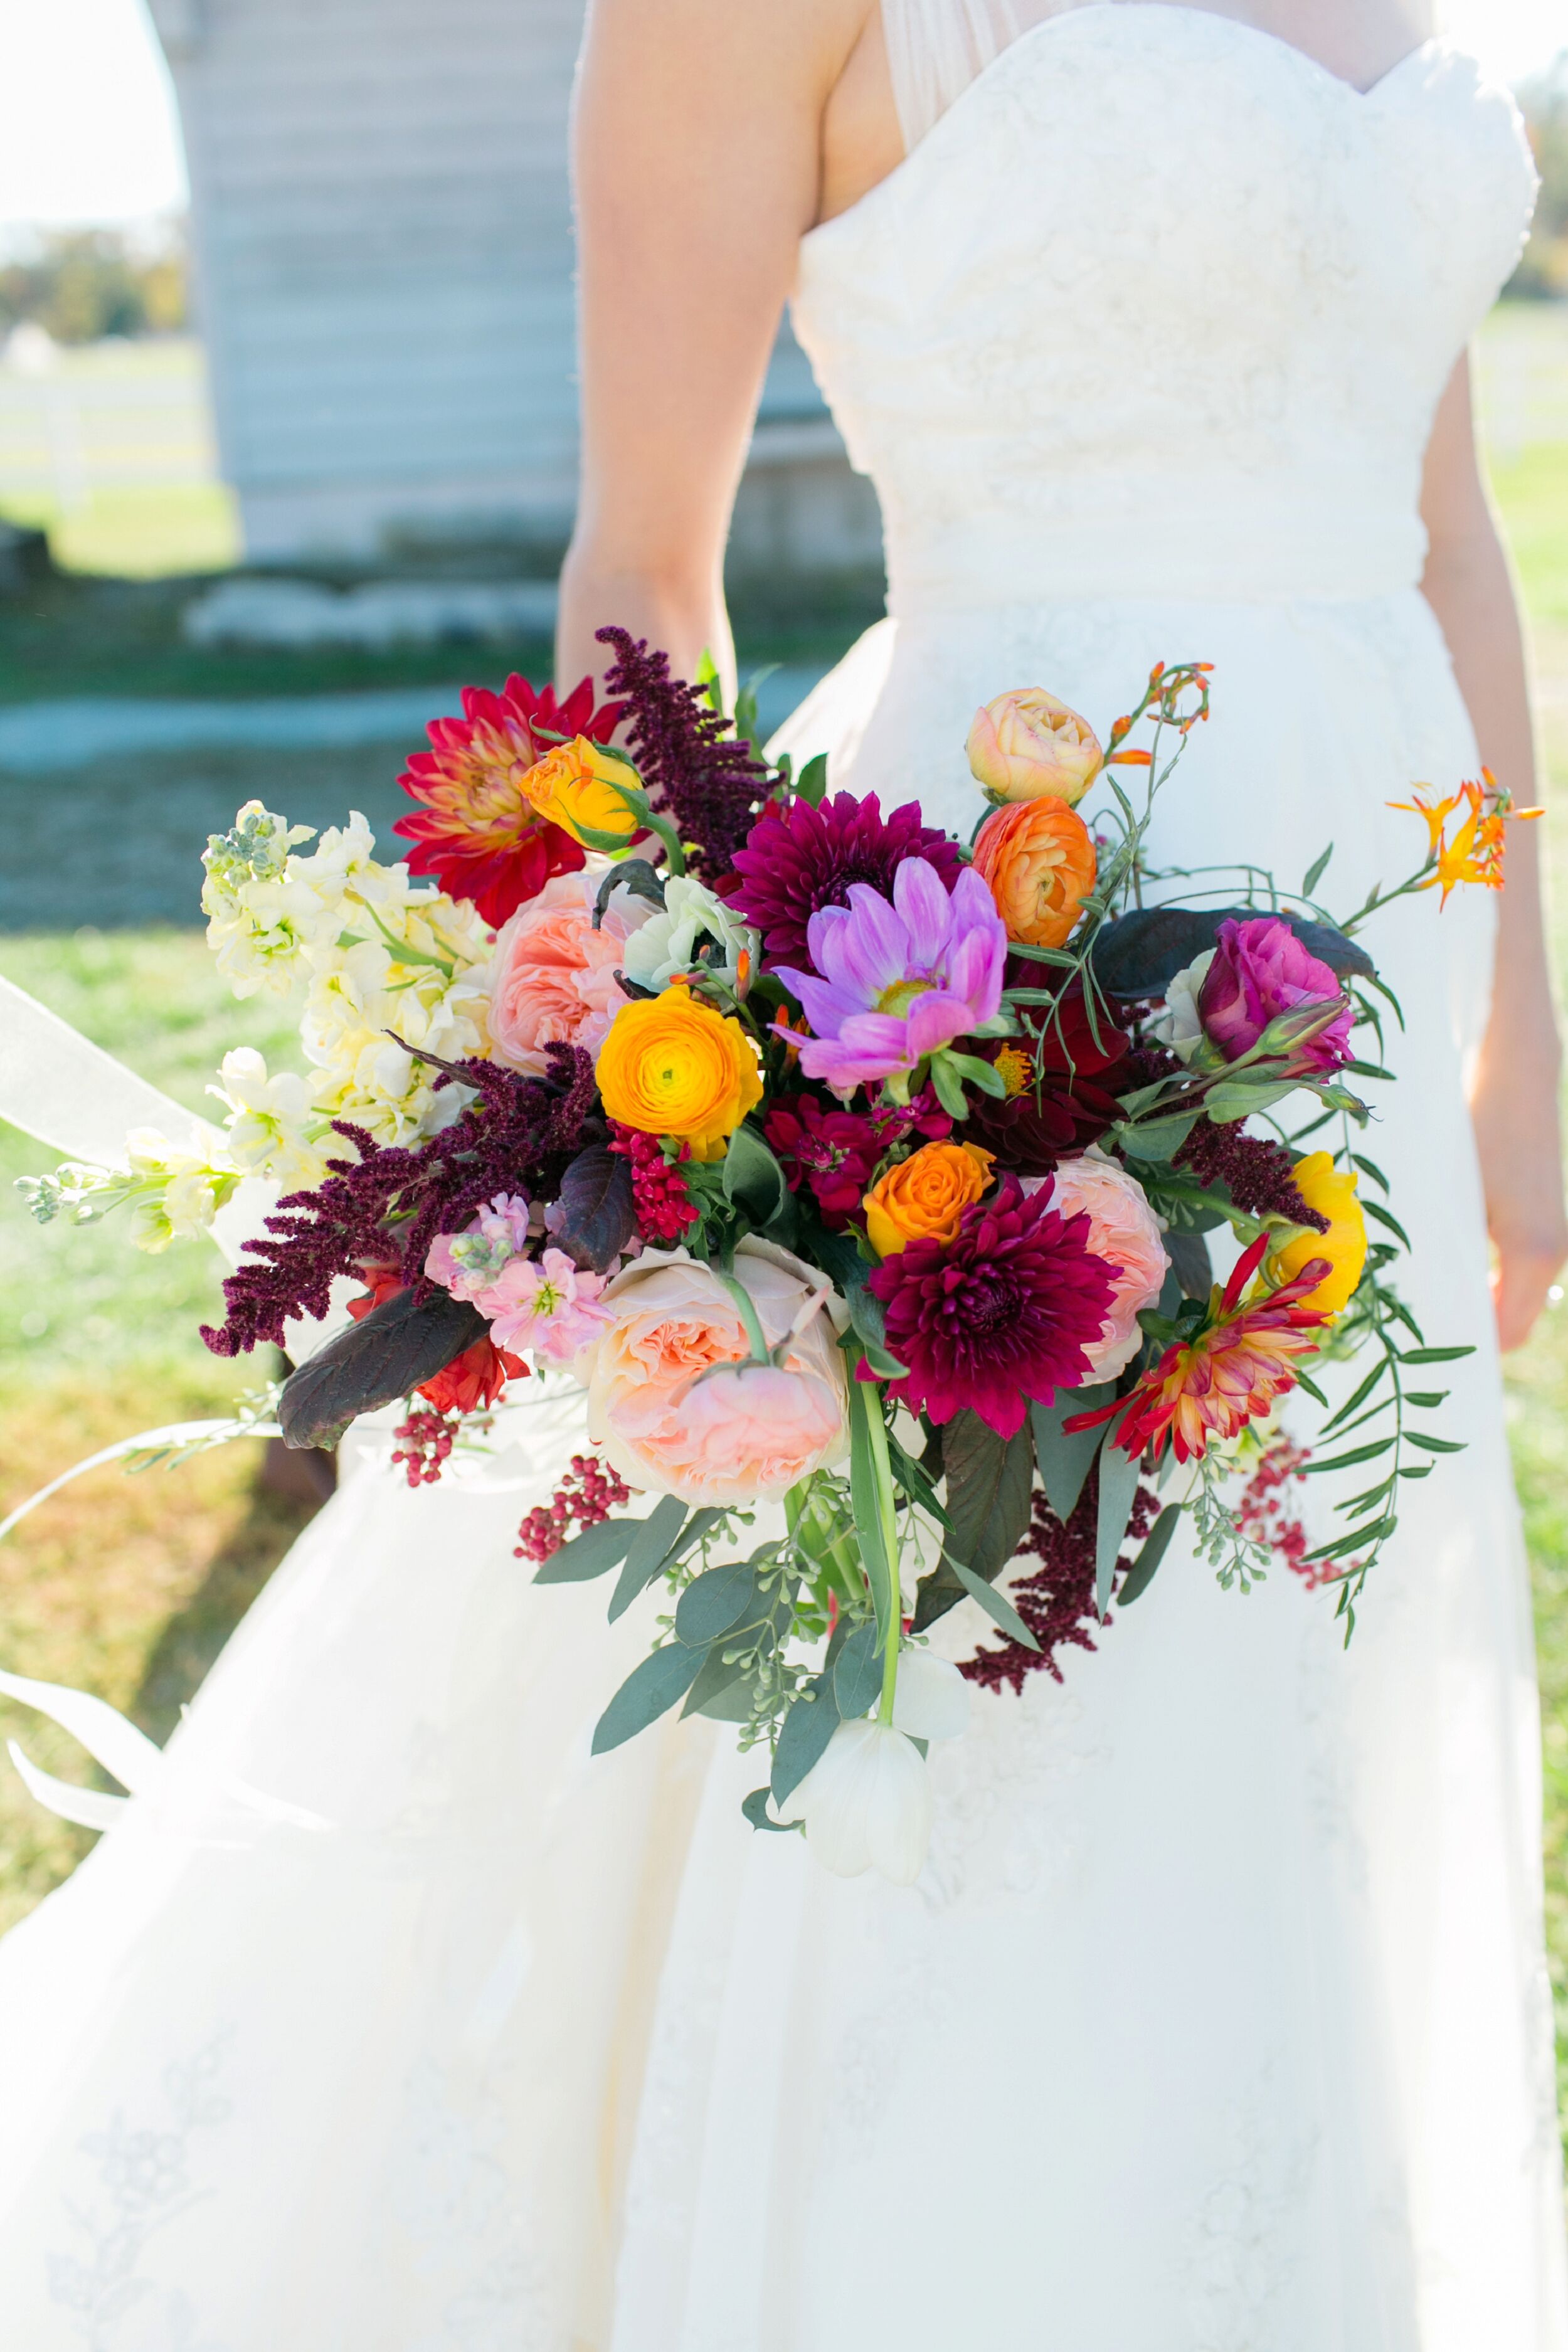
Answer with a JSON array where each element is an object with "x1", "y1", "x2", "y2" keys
[
  {"x1": 771, "y1": 1674, "x2": 841, "y2": 1804},
  {"x1": 532, "y1": 1517, "x2": 635, "y2": 1585},
  {"x1": 591, "y1": 1641, "x2": 704, "y2": 1754},
  {"x1": 1118, "y1": 1502, "x2": 1182, "y2": 1607},
  {"x1": 1164, "y1": 1230, "x2": 1214, "y2": 1301},
  {"x1": 833, "y1": 1621, "x2": 883, "y2": 1719},
  {"x1": 913, "y1": 1410, "x2": 1034, "y2": 1633},
  {"x1": 1096, "y1": 1441, "x2": 1142, "y2": 1615},
  {"x1": 675, "y1": 1559, "x2": 768, "y2": 1646},
  {"x1": 1031, "y1": 1388, "x2": 1113, "y2": 1525},
  {"x1": 607, "y1": 1492, "x2": 687, "y2": 1622},
  {"x1": 742, "y1": 1786, "x2": 803, "y2": 1835},
  {"x1": 943, "y1": 1554, "x2": 1041, "y2": 1652},
  {"x1": 681, "y1": 1643, "x2": 753, "y2": 1720}
]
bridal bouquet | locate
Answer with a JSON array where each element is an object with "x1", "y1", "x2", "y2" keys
[{"x1": 23, "y1": 632, "x2": 1528, "y2": 1883}]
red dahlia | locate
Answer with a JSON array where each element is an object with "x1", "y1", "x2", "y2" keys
[
  {"x1": 393, "y1": 672, "x2": 623, "y2": 928},
  {"x1": 867, "y1": 1177, "x2": 1117, "y2": 1439},
  {"x1": 724, "y1": 791, "x2": 965, "y2": 971}
]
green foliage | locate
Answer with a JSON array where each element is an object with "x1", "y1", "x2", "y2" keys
[{"x1": 0, "y1": 227, "x2": 186, "y2": 344}]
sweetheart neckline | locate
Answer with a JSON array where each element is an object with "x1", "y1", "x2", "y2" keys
[{"x1": 803, "y1": 9, "x2": 1453, "y2": 252}]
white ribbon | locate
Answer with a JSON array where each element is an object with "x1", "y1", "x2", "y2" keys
[{"x1": 0, "y1": 975, "x2": 222, "y2": 1167}]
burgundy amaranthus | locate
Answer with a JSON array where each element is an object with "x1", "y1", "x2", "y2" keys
[
  {"x1": 868, "y1": 1178, "x2": 1117, "y2": 1439},
  {"x1": 596, "y1": 627, "x2": 768, "y2": 876},
  {"x1": 608, "y1": 1121, "x2": 694, "y2": 1243},
  {"x1": 726, "y1": 790, "x2": 965, "y2": 971},
  {"x1": 1176, "y1": 1123, "x2": 1328, "y2": 1232},
  {"x1": 961, "y1": 1465, "x2": 1160, "y2": 1694},
  {"x1": 201, "y1": 1045, "x2": 598, "y2": 1357},
  {"x1": 515, "y1": 1454, "x2": 632, "y2": 1564}
]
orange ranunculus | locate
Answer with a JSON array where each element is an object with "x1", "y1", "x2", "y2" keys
[
  {"x1": 972, "y1": 796, "x2": 1098, "y2": 950},
  {"x1": 966, "y1": 689, "x2": 1104, "y2": 806},
  {"x1": 595, "y1": 988, "x2": 761, "y2": 1161},
  {"x1": 522, "y1": 735, "x2": 640, "y2": 847},
  {"x1": 863, "y1": 1140, "x2": 994, "y2": 1258}
]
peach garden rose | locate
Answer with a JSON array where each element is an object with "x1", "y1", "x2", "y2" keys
[
  {"x1": 1039, "y1": 1155, "x2": 1169, "y2": 1379},
  {"x1": 576, "y1": 1237, "x2": 849, "y2": 1504},
  {"x1": 966, "y1": 688, "x2": 1104, "y2": 806},
  {"x1": 488, "y1": 872, "x2": 639, "y2": 1078}
]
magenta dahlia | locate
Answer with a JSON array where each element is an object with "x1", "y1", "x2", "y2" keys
[
  {"x1": 724, "y1": 791, "x2": 964, "y2": 971},
  {"x1": 867, "y1": 1177, "x2": 1118, "y2": 1439}
]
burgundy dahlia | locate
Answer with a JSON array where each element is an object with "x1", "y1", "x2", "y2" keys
[
  {"x1": 724, "y1": 792, "x2": 965, "y2": 971},
  {"x1": 867, "y1": 1177, "x2": 1118, "y2": 1439},
  {"x1": 765, "y1": 1091, "x2": 950, "y2": 1227}
]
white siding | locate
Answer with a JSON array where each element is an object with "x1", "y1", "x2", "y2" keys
[{"x1": 150, "y1": 0, "x2": 877, "y2": 572}]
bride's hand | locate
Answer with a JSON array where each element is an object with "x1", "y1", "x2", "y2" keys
[{"x1": 1470, "y1": 1015, "x2": 1567, "y2": 1353}]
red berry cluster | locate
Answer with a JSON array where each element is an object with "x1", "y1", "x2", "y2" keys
[
  {"x1": 608, "y1": 1121, "x2": 694, "y2": 1244},
  {"x1": 514, "y1": 1453, "x2": 632, "y2": 1564},
  {"x1": 390, "y1": 1406, "x2": 461, "y2": 1487},
  {"x1": 1236, "y1": 1436, "x2": 1320, "y2": 1583}
]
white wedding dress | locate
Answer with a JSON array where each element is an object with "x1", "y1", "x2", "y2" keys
[{"x1": 0, "y1": 8, "x2": 1560, "y2": 2348}]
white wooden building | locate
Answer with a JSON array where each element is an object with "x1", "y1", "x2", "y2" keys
[{"x1": 147, "y1": 0, "x2": 880, "y2": 579}]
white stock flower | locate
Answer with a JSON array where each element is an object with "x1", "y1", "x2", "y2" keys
[
  {"x1": 620, "y1": 876, "x2": 759, "y2": 992},
  {"x1": 211, "y1": 1048, "x2": 324, "y2": 1186},
  {"x1": 1149, "y1": 947, "x2": 1216, "y2": 1065},
  {"x1": 789, "y1": 1718, "x2": 933, "y2": 1885},
  {"x1": 121, "y1": 1127, "x2": 239, "y2": 1252}
]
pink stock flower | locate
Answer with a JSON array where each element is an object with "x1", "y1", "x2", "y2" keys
[
  {"x1": 474, "y1": 1248, "x2": 613, "y2": 1365},
  {"x1": 1197, "y1": 917, "x2": 1352, "y2": 1074},
  {"x1": 425, "y1": 1194, "x2": 532, "y2": 1299},
  {"x1": 488, "y1": 874, "x2": 642, "y2": 1078},
  {"x1": 775, "y1": 862, "x2": 1007, "y2": 1094},
  {"x1": 1038, "y1": 1157, "x2": 1169, "y2": 1380}
]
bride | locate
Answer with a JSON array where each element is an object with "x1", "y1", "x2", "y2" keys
[{"x1": 0, "y1": 0, "x2": 1562, "y2": 2343}]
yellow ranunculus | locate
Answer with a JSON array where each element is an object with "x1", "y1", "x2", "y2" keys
[
  {"x1": 1267, "y1": 1151, "x2": 1367, "y2": 1316},
  {"x1": 522, "y1": 736, "x2": 640, "y2": 845},
  {"x1": 595, "y1": 988, "x2": 761, "y2": 1161}
]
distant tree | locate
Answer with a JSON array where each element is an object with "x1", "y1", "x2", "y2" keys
[
  {"x1": 0, "y1": 225, "x2": 188, "y2": 345},
  {"x1": 1511, "y1": 58, "x2": 1568, "y2": 300}
]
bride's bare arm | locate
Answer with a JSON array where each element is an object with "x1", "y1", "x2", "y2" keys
[
  {"x1": 558, "y1": 0, "x2": 891, "y2": 697},
  {"x1": 1419, "y1": 353, "x2": 1567, "y2": 1350}
]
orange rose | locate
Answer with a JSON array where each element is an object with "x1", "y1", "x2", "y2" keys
[
  {"x1": 863, "y1": 1140, "x2": 994, "y2": 1258},
  {"x1": 966, "y1": 689, "x2": 1103, "y2": 806},
  {"x1": 972, "y1": 796, "x2": 1098, "y2": 950}
]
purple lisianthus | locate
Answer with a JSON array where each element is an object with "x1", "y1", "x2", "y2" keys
[
  {"x1": 776, "y1": 862, "x2": 1008, "y2": 1094},
  {"x1": 725, "y1": 791, "x2": 965, "y2": 971},
  {"x1": 1198, "y1": 917, "x2": 1353, "y2": 1074},
  {"x1": 867, "y1": 1177, "x2": 1117, "y2": 1439}
]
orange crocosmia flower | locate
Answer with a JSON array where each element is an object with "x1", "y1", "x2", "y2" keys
[
  {"x1": 1390, "y1": 769, "x2": 1542, "y2": 908},
  {"x1": 1063, "y1": 1235, "x2": 1331, "y2": 1467}
]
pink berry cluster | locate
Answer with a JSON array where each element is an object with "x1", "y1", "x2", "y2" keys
[
  {"x1": 1236, "y1": 1436, "x2": 1319, "y2": 1582},
  {"x1": 608, "y1": 1121, "x2": 694, "y2": 1244},
  {"x1": 514, "y1": 1453, "x2": 632, "y2": 1564},
  {"x1": 390, "y1": 1406, "x2": 461, "y2": 1488}
]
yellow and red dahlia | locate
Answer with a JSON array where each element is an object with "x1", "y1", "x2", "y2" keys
[
  {"x1": 393, "y1": 672, "x2": 622, "y2": 928},
  {"x1": 1066, "y1": 1235, "x2": 1332, "y2": 1466}
]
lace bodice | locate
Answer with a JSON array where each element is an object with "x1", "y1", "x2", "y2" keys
[
  {"x1": 879, "y1": 0, "x2": 1444, "y2": 149},
  {"x1": 795, "y1": 11, "x2": 1535, "y2": 612}
]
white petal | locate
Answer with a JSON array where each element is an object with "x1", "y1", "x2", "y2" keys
[
  {"x1": 891, "y1": 1649, "x2": 972, "y2": 1742},
  {"x1": 796, "y1": 1719, "x2": 932, "y2": 1885}
]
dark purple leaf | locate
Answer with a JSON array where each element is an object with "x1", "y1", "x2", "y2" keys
[
  {"x1": 553, "y1": 1144, "x2": 635, "y2": 1273},
  {"x1": 278, "y1": 1288, "x2": 489, "y2": 1451}
]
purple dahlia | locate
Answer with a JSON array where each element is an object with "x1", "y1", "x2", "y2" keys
[
  {"x1": 724, "y1": 790, "x2": 964, "y2": 971},
  {"x1": 867, "y1": 1177, "x2": 1118, "y2": 1439},
  {"x1": 775, "y1": 862, "x2": 1007, "y2": 1094}
]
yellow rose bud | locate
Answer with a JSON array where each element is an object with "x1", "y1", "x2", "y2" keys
[
  {"x1": 1267, "y1": 1151, "x2": 1367, "y2": 1316},
  {"x1": 522, "y1": 735, "x2": 640, "y2": 845},
  {"x1": 966, "y1": 689, "x2": 1104, "y2": 806},
  {"x1": 863, "y1": 1140, "x2": 995, "y2": 1259},
  {"x1": 595, "y1": 988, "x2": 761, "y2": 1162}
]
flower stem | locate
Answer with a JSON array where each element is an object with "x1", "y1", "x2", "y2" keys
[{"x1": 861, "y1": 1388, "x2": 903, "y2": 1725}]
